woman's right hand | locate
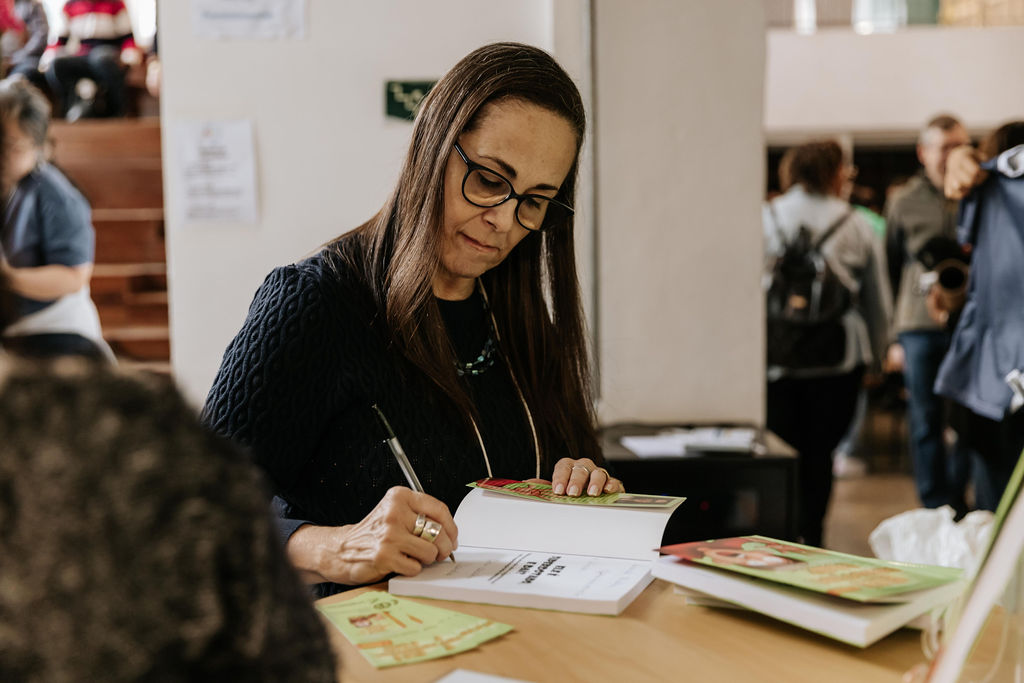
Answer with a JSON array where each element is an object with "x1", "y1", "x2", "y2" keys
[{"x1": 286, "y1": 486, "x2": 458, "y2": 586}]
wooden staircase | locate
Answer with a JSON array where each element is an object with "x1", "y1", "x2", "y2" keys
[{"x1": 49, "y1": 119, "x2": 170, "y2": 372}]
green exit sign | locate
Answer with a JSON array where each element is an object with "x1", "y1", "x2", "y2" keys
[{"x1": 385, "y1": 80, "x2": 436, "y2": 120}]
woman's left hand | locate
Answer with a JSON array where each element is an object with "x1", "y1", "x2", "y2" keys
[{"x1": 547, "y1": 458, "x2": 624, "y2": 497}]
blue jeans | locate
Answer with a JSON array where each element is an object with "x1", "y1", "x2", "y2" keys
[
  {"x1": 900, "y1": 331, "x2": 970, "y2": 514},
  {"x1": 46, "y1": 46, "x2": 127, "y2": 117}
]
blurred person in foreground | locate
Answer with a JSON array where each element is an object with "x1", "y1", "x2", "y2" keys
[
  {"x1": 934, "y1": 121, "x2": 1024, "y2": 511},
  {"x1": 885, "y1": 114, "x2": 973, "y2": 516},
  {"x1": 0, "y1": 340, "x2": 338, "y2": 680},
  {"x1": 763, "y1": 140, "x2": 892, "y2": 546}
]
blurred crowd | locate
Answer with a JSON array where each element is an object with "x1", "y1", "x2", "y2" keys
[
  {"x1": 0, "y1": 0, "x2": 159, "y2": 122},
  {"x1": 764, "y1": 116, "x2": 1024, "y2": 545}
]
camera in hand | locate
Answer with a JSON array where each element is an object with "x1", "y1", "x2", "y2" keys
[{"x1": 915, "y1": 236, "x2": 971, "y2": 313}]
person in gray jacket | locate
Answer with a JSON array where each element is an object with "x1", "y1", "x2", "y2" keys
[
  {"x1": 885, "y1": 114, "x2": 972, "y2": 516},
  {"x1": 763, "y1": 140, "x2": 892, "y2": 546}
]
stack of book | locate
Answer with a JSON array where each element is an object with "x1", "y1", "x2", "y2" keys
[{"x1": 652, "y1": 535, "x2": 965, "y2": 647}]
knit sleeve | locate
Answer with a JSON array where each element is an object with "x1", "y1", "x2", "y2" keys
[{"x1": 202, "y1": 265, "x2": 343, "y2": 510}]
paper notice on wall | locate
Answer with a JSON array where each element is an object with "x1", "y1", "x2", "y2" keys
[
  {"x1": 192, "y1": 0, "x2": 307, "y2": 39},
  {"x1": 170, "y1": 120, "x2": 259, "y2": 224}
]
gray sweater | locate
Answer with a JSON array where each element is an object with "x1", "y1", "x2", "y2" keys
[
  {"x1": 885, "y1": 172, "x2": 960, "y2": 336},
  {"x1": 763, "y1": 185, "x2": 893, "y2": 379}
]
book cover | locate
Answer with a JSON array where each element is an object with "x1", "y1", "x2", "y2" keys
[
  {"x1": 660, "y1": 535, "x2": 962, "y2": 603},
  {"x1": 652, "y1": 555, "x2": 965, "y2": 648},
  {"x1": 469, "y1": 478, "x2": 685, "y2": 509}
]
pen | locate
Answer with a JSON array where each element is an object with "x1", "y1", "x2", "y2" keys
[{"x1": 371, "y1": 404, "x2": 456, "y2": 563}]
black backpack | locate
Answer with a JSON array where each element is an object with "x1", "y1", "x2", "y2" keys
[{"x1": 765, "y1": 207, "x2": 855, "y2": 369}]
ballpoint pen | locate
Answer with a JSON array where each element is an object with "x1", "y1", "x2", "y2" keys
[{"x1": 371, "y1": 404, "x2": 456, "y2": 563}]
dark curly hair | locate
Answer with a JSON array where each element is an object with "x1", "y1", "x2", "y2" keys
[{"x1": 0, "y1": 360, "x2": 338, "y2": 682}]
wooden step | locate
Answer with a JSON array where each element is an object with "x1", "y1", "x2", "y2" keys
[
  {"x1": 91, "y1": 263, "x2": 167, "y2": 299},
  {"x1": 103, "y1": 325, "x2": 170, "y2": 362},
  {"x1": 50, "y1": 120, "x2": 163, "y2": 211},
  {"x1": 117, "y1": 359, "x2": 172, "y2": 376},
  {"x1": 93, "y1": 216, "x2": 165, "y2": 264},
  {"x1": 96, "y1": 295, "x2": 168, "y2": 328},
  {"x1": 50, "y1": 119, "x2": 162, "y2": 162},
  {"x1": 60, "y1": 163, "x2": 163, "y2": 210}
]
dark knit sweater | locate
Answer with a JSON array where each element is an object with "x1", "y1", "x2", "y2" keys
[{"x1": 202, "y1": 241, "x2": 539, "y2": 563}]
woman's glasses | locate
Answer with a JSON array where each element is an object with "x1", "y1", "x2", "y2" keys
[{"x1": 453, "y1": 142, "x2": 573, "y2": 232}]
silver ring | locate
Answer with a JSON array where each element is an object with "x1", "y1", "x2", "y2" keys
[
  {"x1": 420, "y1": 519, "x2": 442, "y2": 543},
  {"x1": 413, "y1": 513, "x2": 427, "y2": 537},
  {"x1": 571, "y1": 463, "x2": 593, "y2": 474}
]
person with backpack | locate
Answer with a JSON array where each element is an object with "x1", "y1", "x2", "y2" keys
[{"x1": 763, "y1": 140, "x2": 892, "y2": 547}]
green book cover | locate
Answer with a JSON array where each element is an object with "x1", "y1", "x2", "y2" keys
[
  {"x1": 468, "y1": 478, "x2": 684, "y2": 509},
  {"x1": 660, "y1": 535, "x2": 962, "y2": 603}
]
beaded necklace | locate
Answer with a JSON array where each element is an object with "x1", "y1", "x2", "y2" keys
[{"x1": 453, "y1": 294, "x2": 497, "y2": 377}]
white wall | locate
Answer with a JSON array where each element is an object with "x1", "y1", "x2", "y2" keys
[
  {"x1": 766, "y1": 26, "x2": 1024, "y2": 142},
  {"x1": 594, "y1": 0, "x2": 766, "y2": 425},
  {"x1": 160, "y1": 1, "x2": 560, "y2": 405}
]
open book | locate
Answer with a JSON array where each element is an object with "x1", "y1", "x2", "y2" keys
[
  {"x1": 388, "y1": 480, "x2": 684, "y2": 615},
  {"x1": 651, "y1": 536, "x2": 964, "y2": 647}
]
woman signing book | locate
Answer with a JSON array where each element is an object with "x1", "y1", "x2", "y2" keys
[{"x1": 203, "y1": 43, "x2": 623, "y2": 597}]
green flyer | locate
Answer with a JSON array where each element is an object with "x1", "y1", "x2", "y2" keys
[{"x1": 317, "y1": 591, "x2": 512, "y2": 668}]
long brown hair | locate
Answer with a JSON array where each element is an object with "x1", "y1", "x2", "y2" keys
[{"x1": 329, "y1": 42, "x2": 598, "y2": 467}]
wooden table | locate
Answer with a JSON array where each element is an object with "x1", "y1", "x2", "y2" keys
[{"x1": 317, "y1": 580, "x2": 929, "y2": 682}]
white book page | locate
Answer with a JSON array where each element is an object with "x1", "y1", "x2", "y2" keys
[
  {"x1": 390, "y1": 546, "x2": 652, "y2": 612},
  {"x1": 453, "y1": 488, "x2": 675, "y2": 561}
]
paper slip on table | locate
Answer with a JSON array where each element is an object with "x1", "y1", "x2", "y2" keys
[{"x1": 316, "y1": 579, "x2": 946, "y2": 683}]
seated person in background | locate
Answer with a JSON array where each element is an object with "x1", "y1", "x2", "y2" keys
[
  {"x1": 0, "y1": 354, "x2": 339, "y2": 681},
  {"x1": 203, "y1": 42, "x2": 623, "y2": 596},
  {"x1": 0, "y1": 79, "x2": 111, "y2": 360},
  {"x1": 763, "y1": 140, "x2": 892, "y2": 547},
  {"x1": 41, "y1": 0, "x2": 142, "y2": 120},
  {"x1": 145, "y1": 27, "x2": 159, "y2": 98},
  {"x1": 935, "y1": 122, "x2": 1024, "y2": 511},
  {"x1": 0, "y1": 0, "x2": 21, "y2": 36},
  {"x1": 1, "y1": 0, "x2": 48, "y2": 89}
]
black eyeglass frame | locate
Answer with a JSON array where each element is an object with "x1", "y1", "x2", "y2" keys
[{"x1": 453, "y1": 142, "x2": 574, "y2": 232}]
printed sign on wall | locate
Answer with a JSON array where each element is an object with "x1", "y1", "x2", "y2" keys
[
  {"x1": 169, "y1": 120, "x2": 260, "y2": 224},
  {"x1": 192, "y1": 0, "x2": 307, "y2": 39}
]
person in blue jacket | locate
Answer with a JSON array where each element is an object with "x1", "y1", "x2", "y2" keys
[{"x1": 935, "y1": 121, "x2": 1024, "y2": 510}]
